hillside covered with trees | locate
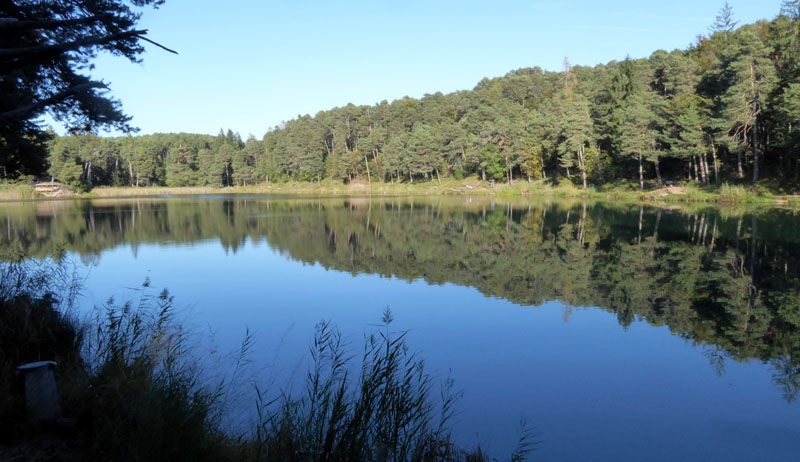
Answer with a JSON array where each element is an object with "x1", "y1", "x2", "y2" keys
[{"x1": 33, "y1": 3, "x2": 800, "y2": 191}]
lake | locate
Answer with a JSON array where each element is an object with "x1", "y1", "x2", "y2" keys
[{"x1": 1, "y1": 196, "x2": 799, "y2": 461}]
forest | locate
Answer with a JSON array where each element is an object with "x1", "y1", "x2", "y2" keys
[{"x1": 29, "y1": 4, "x2": 800, "y2": 192}]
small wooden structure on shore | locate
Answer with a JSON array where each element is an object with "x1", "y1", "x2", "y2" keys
[{"x1": 33, "y1": 182, "x2": 73, "y2": 198}]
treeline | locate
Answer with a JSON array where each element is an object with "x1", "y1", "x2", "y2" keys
[
  {"x1": 43, "y1": 4, "x2": 800, "y2": 190},
  {"x1": 46, "y1": 130, "x2": 264, "y2": 190}
]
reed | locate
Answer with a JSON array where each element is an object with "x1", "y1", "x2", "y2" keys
[
  {"x1": 0, "y1": 261, "x2": 534, "y2": 462},
  {"x1": 0, "y1": 181, "x2": 38, "y2": 200}
]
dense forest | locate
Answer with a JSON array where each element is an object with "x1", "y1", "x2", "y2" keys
[
  {"x1": 28, "y1": 4, "x2": 800, "y2": 191},
  {"x1": 1, "y1": 197, "x2": 798, "y2": 402}
]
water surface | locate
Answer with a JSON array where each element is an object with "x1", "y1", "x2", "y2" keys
[{"x1": 1, "y1": 196, "x2": 799, "y2": 461}]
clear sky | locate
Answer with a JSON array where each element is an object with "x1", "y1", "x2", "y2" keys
[{"x1": 79, "y1": 0, "x2": 785, "y2": 138}]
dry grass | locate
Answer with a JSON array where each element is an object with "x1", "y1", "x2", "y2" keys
[
  {"x1": 10, "y1": 177, "x2": 800, "y2": 208},
  {"x1": 0, "y1": 182, "x2": 39, "y2": 201}
]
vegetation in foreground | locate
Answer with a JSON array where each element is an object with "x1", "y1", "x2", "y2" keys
[{"x1": 0, "y1": 259, "x2": 533, "y2": 462}]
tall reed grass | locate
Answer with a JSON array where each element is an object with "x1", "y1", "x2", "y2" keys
[
  {"x1": 0, "y1": 181, "x2": 38, "y2": 200},
  {"x1": 0, "y1": 260, "x2": 534, "y2": 461}
]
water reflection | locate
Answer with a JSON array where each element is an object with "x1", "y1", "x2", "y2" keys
[{"x1": 1, "y1": 196, "x2": 799, "y2": 403}]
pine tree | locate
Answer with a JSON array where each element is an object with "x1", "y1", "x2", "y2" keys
[
  {"x1": 674, "y1": 103, "x2": 710, "y2": 183},
  {"x1": 718, "y1": 30, "x2": 778, "y2": 183},
  {"x1": 782, "y1": 0, "x2": 800, "y2": 19},
  {"x1": 558, "y1": 95, "x2": 594, "y2": 188},
  {"x1": 621, "y1": 93, "x2": 661, "y2": 189},
  {"x1": 711, "y1": 2, "x2": 739, "y2": 34}
]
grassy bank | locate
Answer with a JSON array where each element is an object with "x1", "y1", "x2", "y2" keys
[
  {"x1": 0, "y1": 182, "x2": 39, "y2": 200},
  {"x1": 0, "y1": 259, "x2": 533, "y2": 462},
  {"x1": 4, "y1": 177, "x2": 799, "y2": 207},
  {"x1": 82, "y1": 178, "x2": 800, "y2": 205}
]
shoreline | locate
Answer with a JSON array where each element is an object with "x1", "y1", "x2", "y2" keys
[{"x1": 2, "y1": 179, "x2": 799, "y2": 207}]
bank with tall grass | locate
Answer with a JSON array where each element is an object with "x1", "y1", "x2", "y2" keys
[
  {"x1": 4, "y1": 177, "x2": 799, "y2": 207},
  {"x1": 0, "y1": 258, "x2": 534, "y2": 462}
]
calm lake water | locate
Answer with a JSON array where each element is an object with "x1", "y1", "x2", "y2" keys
[{"x1": 2, "y1": 196, "x2": 799, "y2": 461}]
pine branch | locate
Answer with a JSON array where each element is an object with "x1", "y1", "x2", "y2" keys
[
  {"x1": 136, "y1": 35, "x2": 178, "y2": 54},
  {"x1": 0, "y1": 29, "x2": 146, "y2": 58},
  {"x1": 0, "y1": 81, "x2": 107, "y2": 121},
  {"x1": 0, "y1": 14, "x2": 114, "y2": 30},
  {"x1": 0, "y1": 28, "x2": 176, "y2": 74},
  {"x1": 0, "y1": 29, "x2": 146, "y2": 74}
]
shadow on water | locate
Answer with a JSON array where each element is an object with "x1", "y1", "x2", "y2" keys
[{"x1": 1, "y1": 196, "x2": 799, "y2": 403}]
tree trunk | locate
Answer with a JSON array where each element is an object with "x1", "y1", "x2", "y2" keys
[
  {"x1": 638, "y1": 153, "x2": 644, "y2": 190},
  {"x1": 364, "y1": 152, "x2": 371, "y2": 185},
  {"x1": 540, "y1": 152, "x2": 546, "y2": 179},
  {"x1": 84, "y1": 161, "x2": 93, "y2": 187},
  {"x1": 736, "y1": 149, "x2": 744, "y2": 179},
  {"x1": 751, "y1": 215, "x2": 757, "y2": 279},
  {"x1": 711, "y1": 142, "x2": 719, "y2": 184},
  {"x1": 578, "y1": 146, "x2": 587, "y2": 189},
  {"x1": 752, "y1": 119, "x2": 759, "y2": 184},
  {"x1": 653, "y1": 156, "x2": 662, "y2": 188},
  {"x1": 697, "y1": 155, "x2": 706, "y2": 184},
  {"x1": 435, "y1": 168, "x2": 441, "y2": 184}
]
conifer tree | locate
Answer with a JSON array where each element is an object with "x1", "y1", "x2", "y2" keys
[
  {"x1": 559, "y1": 95, "x2": 594, "y2": 188},
  {"x1": 621, "y1": 93, "x2": 661, "y2": 189},
  {"x1": 718, "y1": 30, "x2": 778, "y2": 183}
]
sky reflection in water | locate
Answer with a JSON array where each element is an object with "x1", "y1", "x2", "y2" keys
[{"x1": 1, "y1": 196, "x2": 798, "y2": 461}]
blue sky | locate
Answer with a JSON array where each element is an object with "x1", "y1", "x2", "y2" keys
[{"x1": 78, "y1": 0, "x2": 784, "y2": 138}]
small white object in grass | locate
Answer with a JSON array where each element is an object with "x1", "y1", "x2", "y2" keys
[{"x1": 17, "y1": 361, "x2": 61, "y2": 422}]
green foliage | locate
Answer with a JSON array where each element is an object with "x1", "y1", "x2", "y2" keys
[
  {"x1": 716, "y1": 29, "x2": 778, "y2": 182},
  {"x1": 24, "y1": 6, "x2": 800, "y2": 192},
  {"x1": 481, "y1": 144, "x2": 506, "y2": 181},
  {"x1": 0, "y1": 0, "x2": 168, "y2": 179}
]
